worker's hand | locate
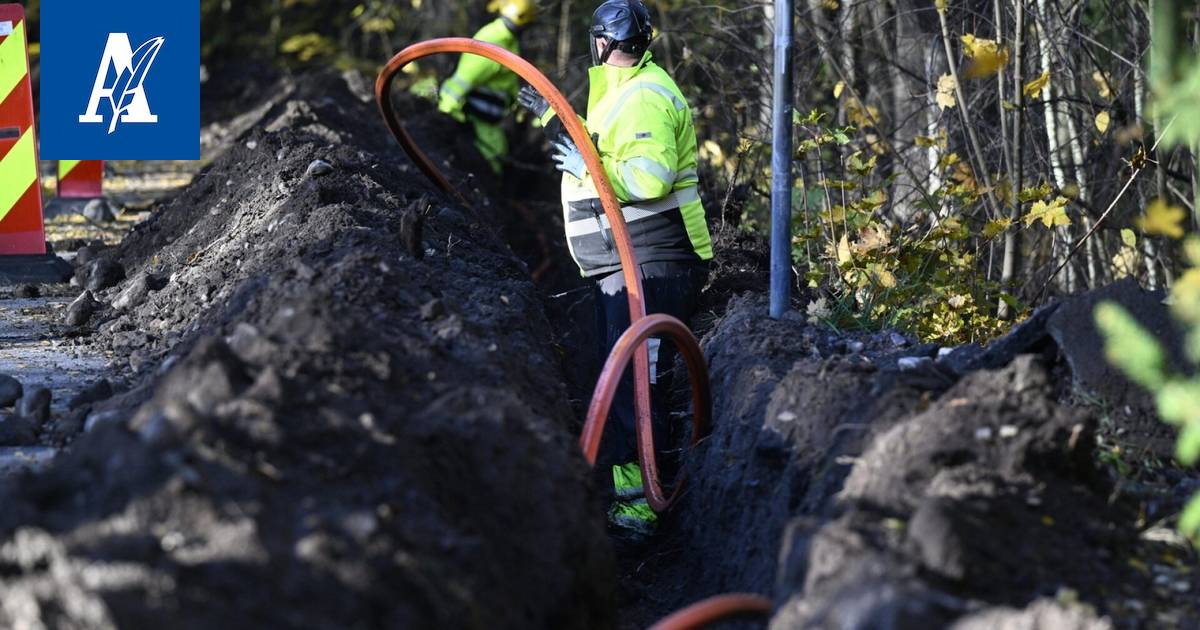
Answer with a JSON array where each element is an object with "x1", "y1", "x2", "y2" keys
[
  {"x1": 551, "y1": 134, "x2": 587, "y2": 180},
  {"x1": 517, "y1": 86, "x2": 550, "y2": 119}
]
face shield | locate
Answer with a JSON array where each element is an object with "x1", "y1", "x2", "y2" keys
[{"x1": 590, "y1": 30, "x2": 615, "y2": 67}]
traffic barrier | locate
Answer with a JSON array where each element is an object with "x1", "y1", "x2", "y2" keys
[
  {"x1": 0, "y1": 4, "x2": 47, "y2": 255},
  {"x1": 57, "y1": 160, "x2": 104, "y2": 198}
]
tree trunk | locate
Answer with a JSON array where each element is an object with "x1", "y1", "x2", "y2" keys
[{"x1": 999, "y1": 0, "x2": 1025, "y2": 316}]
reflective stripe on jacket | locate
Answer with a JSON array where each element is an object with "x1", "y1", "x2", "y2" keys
[
  {"x1": 438, "y1": 19, "x2": 520, "y2": 123},
  {"x1": 543, "y1": 51, "x2": 713, "y2": 277}
]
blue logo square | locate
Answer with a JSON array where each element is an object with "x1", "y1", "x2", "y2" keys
[{"x1": 39, "y1": 0, "x2": 198, "y2": 160}]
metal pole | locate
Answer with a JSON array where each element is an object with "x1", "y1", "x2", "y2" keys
[{"x1": 769, "y1": 0, "x2": 794, "y2": 319}]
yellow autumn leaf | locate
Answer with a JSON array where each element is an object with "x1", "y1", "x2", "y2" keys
[
  {"x1": 1023, "y1": 70, "x2": 1050, "y2": 98},
  {"x1": 836, "y1": 233, "x2": 853, "y2": 266},
  {"x1": 1137, "y1": 198, "x2": 1186, "y2": 239},
  {"x1": 961, "y1": 34, "x2": 1009, "y2": 79},
  {"x1": 701, "y1": 139, "x2": 725, "y2": 167},
  {"x1": 853, "y1": 224, "x2": 891, "y2": 254},
  {"x1": 983, "y1": 218, "x2": 1012, "y2": 238},
  {"x1": 866, "y1": 263, "x2": 897, "y2": 289},
  {"x1": 1092, "y1": 70, "x2": 1112, "y2": 99},
  {"x1": 1022, "y1": 196, "x2": 1072, "y2": 228},
  {"x1": 833, "y1": 81, "x2": 845, "y2": 98},
  {"x1": 1095, "y1": 111, "x2": 1110, "y2": 133},
  {"x1": 936, "y1": 74, "x2": 957, "y2": 110},
  {"x1": 822, "y1": 0, "x2": 839, "y2": 10},
  {"x1": 936, "y1": 0, "x2": 947, "y2": 12}
]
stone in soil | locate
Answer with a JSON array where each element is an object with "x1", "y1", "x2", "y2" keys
[
  {"x1": 14, "y1": 284, "x2": 39, "y2": 299},
  {"x1": 305, "y1": 158, "x2": 333, "y2": 177},
  {"x1": 0, "y1": 375, "x2": 22, "y2": 407},
  {"x1": 83, "y1": 198, "x2": 118, "y2": 222},
  {"x1": 112, "y1": 272, "x2": 167, "y2": 311},
  {"x1": 68, "y1": 379, "x2": 113, "y2": 410},
  {"x1": 64, "y1": 290, "x2": 100, "y2": 326},
  {"x1": 83, "y1": 258, "x2": 126, "y2": 292},
  {"x1": 17, "y1": 387, "x2": 51, "y2": 425}
]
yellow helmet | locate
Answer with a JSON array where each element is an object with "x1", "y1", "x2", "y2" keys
[{"x1": 488, "y1": 0, "x2": 537, "y2": 27}]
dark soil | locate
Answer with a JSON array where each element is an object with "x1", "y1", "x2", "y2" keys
[
  {"x1": 659, "y1": 287, "x2": 1199, "y2": 628},
  {"x1": 0, "y1": 71, "x2": 614, "y2": 629}
]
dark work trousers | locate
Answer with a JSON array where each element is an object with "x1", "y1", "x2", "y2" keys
[{"x1": 593, "y1": 260, "x2": 708, "y2": 469}]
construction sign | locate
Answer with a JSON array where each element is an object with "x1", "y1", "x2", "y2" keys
[
  {"x1": 57, "y1": 159, "x2": 104, "y2": 198},
  {"x1": 0, "y1": 4, "x2": 47, "y2": 255}
]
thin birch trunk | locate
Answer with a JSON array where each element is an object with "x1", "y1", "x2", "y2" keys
[{"x1": 999, "y1": 0, "x2": 1025, "y2": 316}]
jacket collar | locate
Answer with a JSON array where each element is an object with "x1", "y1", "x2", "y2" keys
[{"x1": 588, "y1": 50, "x2": 653, "y2": 92}]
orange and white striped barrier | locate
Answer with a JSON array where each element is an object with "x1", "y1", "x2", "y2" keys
[
  {"x1": 57, "y1": 160, "x2": 104, "y2": 198},
  {"x1": 0, "y1": 4, "x2": 47, "y2": 255}
]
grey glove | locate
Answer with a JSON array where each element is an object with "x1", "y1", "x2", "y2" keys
[
  {"x1": 551, "y1": 134, "x2": 587, "y2": 180},
  {"x1": 517, "y1": 86, "x2": 549, "y2": 119}
]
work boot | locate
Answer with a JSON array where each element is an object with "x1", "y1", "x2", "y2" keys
[{"x1": 608, "y1": 462, "x2": 657, "y2": 539}]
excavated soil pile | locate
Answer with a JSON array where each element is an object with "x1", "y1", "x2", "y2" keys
[
  {"x1": 678, "y1": 286, "x2": 1198, "y2": 627},
  {"x1": 0, "y1": 71, "x2": 614, "y2": 629}
]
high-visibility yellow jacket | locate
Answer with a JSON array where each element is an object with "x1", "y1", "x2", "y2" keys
[
  {"x1": 438, "y1": 19, "x2": 520, "y2": 124},
  {"x1": 541, "y1": 51, "x2": 713, "y2": 277}
]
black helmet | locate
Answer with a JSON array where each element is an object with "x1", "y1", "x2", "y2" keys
[{"x1": 589, "y1": 0, "x2": 652, "y2": 66}]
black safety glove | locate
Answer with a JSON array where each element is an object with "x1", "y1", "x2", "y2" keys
[{"x1": 517, "y1": 85, "x2": 550, "y2": 119}]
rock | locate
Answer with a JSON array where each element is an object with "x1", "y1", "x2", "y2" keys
[
  {"x1": 76, "y1": 245, "x2": 98, "y2": 266},
  {"x1": 113, "y1": 273, "x2": 166, "y2": 311},
  {"x1": 85, "y1": 258, "x2": 126, "y2": 292},
  {"x1": 64, "y1": 290, "x2": 100, "y2": 326},
  {"x1": 950, "y1": 599, "x2": 1113, "y2": 629},
  {"x1": 0, "y1": 375, "x2": 23, "y2": 407},
  {"x1": 82, "y1": 198, "x2": 117, "y2": 222},
  {"x1": 14, "y1": 284, "x2": 39, "y2": 298},
  {"x1": 17, "y1": 388, "x2": 51, "y2": 425},
  {"x1": 898, "y1": 356, "x2": 933, "y2": 372},
  {"x1": 50, "y1": 407, "x2": 89, "y2": 439},
  {"x1": 68, "y1": 379, "x2": 113, "y2": 410},
  {"x1": 908, "y1": 497, "x2": 967, "y2": 580},
  {"x1": 0, "y1": 414, "x2": 38, "y2": 446},
  {"x1": 227, "y1": 323, "x2": 279, "y2": 365},
  {"x1": 83, "y1": 409, "x2": 123, "y2": 433},
  {"x1": 305, "y1": 159, "x2": 333, "y2": 177},
  {"x1": 419, "y1": 298, "x2": 445, "y2": 321}
]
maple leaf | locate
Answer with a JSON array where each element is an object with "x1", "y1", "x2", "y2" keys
[
  {"x1": 1137, "y1": 198, "x2": 1186, "y2": 239},
  {"x1": 936, "y1": 74, "x2": 957, "y2": 109},
  {"x1": 1022, "y1": 196, "x2": 1072, "y2": 228}
]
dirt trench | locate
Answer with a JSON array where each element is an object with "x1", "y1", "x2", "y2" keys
[
  {"x1": 668, "y1": 286, "x2": 1199, "y2": 628},
  {"x1": 0, "y1": 71, "x2": 615, "y2": 630}
]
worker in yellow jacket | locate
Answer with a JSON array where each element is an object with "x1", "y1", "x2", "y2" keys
[
  {"x1": 519, "y1": 0, "x2": 712, "y2": 539},
  {"x1": 438, "y1": 0, "x2": 537, "y2": 173}
]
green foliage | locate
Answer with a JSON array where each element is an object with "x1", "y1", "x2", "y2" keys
[
  {"x1": 1150, "y1": 0, "x2": 1200, "y2": 148},
  {"x1": 1093, "y1": 303, "x2": 1167, "y2": 390},
  {"x1": 1095, "y1": 241, "x2": 1200, "y2": 548}
]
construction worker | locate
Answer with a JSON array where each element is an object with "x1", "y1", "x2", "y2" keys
[
  {"x1": 518, "y1": 0, "x2": 712, "y2": 539},
  {"x1": 438, "y1": 0, "x2": 538, "y2": 173}
]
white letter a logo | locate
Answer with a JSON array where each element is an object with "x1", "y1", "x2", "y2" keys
[{"x1": 79, "y1": 33, "x2": 165, "y2": 134}]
